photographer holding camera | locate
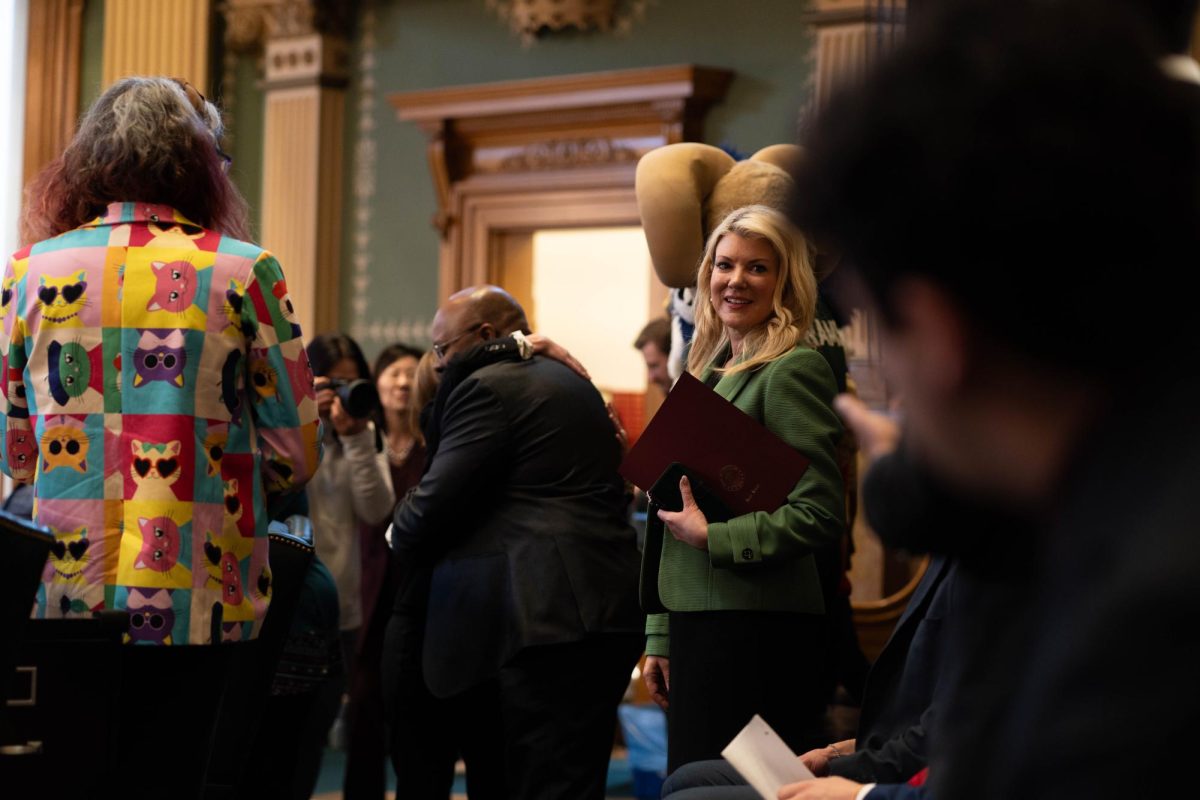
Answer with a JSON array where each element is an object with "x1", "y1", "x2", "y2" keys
[{"x1": 305, "y1": 333, "x2": 396, "y2": 790}]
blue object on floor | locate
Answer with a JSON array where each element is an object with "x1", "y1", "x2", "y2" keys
[{"x1": 618, "y1": 703, "x2": 668, "y2": 800}]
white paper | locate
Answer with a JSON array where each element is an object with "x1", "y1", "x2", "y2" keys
[{"x1": 721, "y1": 714, "x2": 815, "y2": 800}]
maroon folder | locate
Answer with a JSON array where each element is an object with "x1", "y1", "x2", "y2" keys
[{"x1": 620, "y1": 371, "x2": 811, "y2": 515}]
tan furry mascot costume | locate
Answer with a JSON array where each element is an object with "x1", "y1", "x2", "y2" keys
[
  {"x1": 634, "y1": 142, "x2": 868, "y2": 703},
  {"x1": 634, "y1": 143, "x2": 844, "y2": 383}
]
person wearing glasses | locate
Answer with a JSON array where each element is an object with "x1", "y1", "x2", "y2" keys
[
  {"x1": 386, "y1": 285, "x2": 643, "y2": 800},
  {"x1": 1, "y1": 76, "x2": 322, "y2": 794}
]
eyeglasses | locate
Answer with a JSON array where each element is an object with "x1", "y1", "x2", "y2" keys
[
  {"x1": 171, "y1": 77, "x2": 232, "y2": 172},
  {"x1": 432, "y1": 323, "x2": 484, "y2": 360},
  {"x1": 171, "y1": 77, "x2": 207, "y2": 115}
]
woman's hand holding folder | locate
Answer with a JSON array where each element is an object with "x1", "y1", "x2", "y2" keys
[{"x1": 656, "y1": 475, "x2": 709, "y2": 550}]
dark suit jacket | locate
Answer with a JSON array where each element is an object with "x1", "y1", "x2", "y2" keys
[
  {"x1": 830, "y1": 555, "x2": 957, "y2": 784},
  {"x1": 865, "y1": 786, "x2": 927, "y2": 800},
  {"x1": 391, "y1": 355, "x2": 643, "y2": 698}
]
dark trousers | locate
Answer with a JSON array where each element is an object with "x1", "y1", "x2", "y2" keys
[
  {"x1": 240, "y1": 680, "x2": 343, "y2": 800},
  {"x1": 382, "y1": 612, "x2": 459, "y2": 800},
  {"x1": 661, "y1": 758, "x2": 757, "y2": 800},
  {"x1": 667, "y1": 611, "x2": 829, "y2": 773},
  {"x1": 450, "y1": 633, "x2": 643, "y2": 800},
  {"x1": 110, "y1": 643, "x2": 243, "y2": 800},
  {"x1": 344, "y1": 581, "x2": 398, "y2": 800}
]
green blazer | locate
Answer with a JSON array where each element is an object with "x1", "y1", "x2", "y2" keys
[{"x1": 643, "y1": 345, "x2": 846, "y2": 657}]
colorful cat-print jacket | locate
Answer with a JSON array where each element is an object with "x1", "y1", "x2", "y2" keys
[{"x1": 0, "y1": 203, "x2": 323, "y2": 645}]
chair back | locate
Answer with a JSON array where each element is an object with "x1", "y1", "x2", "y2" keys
[
  {"x1": 200, "y1": 516, "x2": 315, "y2": 799},
  {"x1": 0, "y1": 510, "x2": 52, "y2": 708}
]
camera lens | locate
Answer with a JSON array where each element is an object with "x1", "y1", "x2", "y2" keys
[{"x1": 335, "y1": 379, "x2": 380, "y2": 418}]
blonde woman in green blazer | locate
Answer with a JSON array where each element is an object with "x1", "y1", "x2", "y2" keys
[{"x1": 642, "y1": 205, "x2": 846, "y2": 771}]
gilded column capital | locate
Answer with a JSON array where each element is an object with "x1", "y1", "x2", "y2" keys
[{"x1": 220, "y1": 0, "x2": 350, "y2": 55}]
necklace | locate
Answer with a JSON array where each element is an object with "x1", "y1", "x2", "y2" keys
[{"x1": 385, "y1": 437, "x2": 414, "y2": 465}]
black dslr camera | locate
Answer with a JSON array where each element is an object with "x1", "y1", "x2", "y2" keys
[{"x1": 324, "y1": 378, "x2": 380, "y2": 419}]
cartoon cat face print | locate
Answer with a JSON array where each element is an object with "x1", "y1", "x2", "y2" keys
[
  {"x1": 203, "y1": 531, "x2": 245, "y2": 608},
  {"x1": 262, "y1": 455, "x2": 294, "y2": 495},
  {"x1": 147, "y1": 220, "x2": 205, "y2": 246},
  {"x1": 132, "y1": 329, "x2": 187, "y2": 388},
  {"x1": 222, "y1": 278, "x2": 257, "y2": 339},
  {"x1": 223, "y1": 478, "x2": 242, "y2": 524},
  {"x1": 219, "y1": 350, "x2": 243, "y2": 423},
  {"x1": 271, "y1": 280, "x2": 302, "y2": 339},
  {"x1": 125, "y1": 587, "x2": 175, "y2": 645},
  {"x1": 1, "y1": 275, "x2": 15, "y2": 321},
  {"x1": 249, "y1": 357, "x2": 278, "y2": 403},
  {"x1": 47, "y1": 339, "x2": 98, "y2": 405},
  {"x1": 135, "y1": 515, "x2": 181, "y2": 572},
  {"x1": 48, "y1": 527, "x2": 89, "y2": 581},
  {"x1": 40, "y1": 416, "x2": 89, "y2": 473},
  {"x1": 5, "y1": 428, "x2": 36, "y2": 478},
  {"x1": 38, "y1": 271, "x2": 88, "y2": 326},
  {"x1": 130, "y1": 439, "x2": 182, "y2": 498},
  {"x1": 147, "y1": 260, "x2": 197, "y2": 313},
  {"x1": 203, "y1": 424, "x2": 228, "y2": 477}
]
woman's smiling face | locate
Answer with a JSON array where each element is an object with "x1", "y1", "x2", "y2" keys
[{"x1": 710, "y1": 232, "x2": 780, "y2": 341}]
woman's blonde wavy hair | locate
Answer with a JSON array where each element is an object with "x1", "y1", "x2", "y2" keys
[{"x1": 687, "y1": 204, "x2": 818, "y2": 378}]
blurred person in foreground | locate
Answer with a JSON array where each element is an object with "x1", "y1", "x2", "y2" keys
[
  {"x1": 788, "y1": 0, "x2": 1200, "y2": 797},
  {"x1": 387, "y1": 285, "x2": 643, "y2": 800},
  {"x1": 0, "y1": 76, "x2": 321, "y2": 795}
]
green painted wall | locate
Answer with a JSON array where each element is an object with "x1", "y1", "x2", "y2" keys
[
  {"x1": 80, "y1": 0, "x2": 105, "y2": 111},
  {"x1": 341, "y1": 0, "x2": 816, "y2": 354},
  {"x1": 79, "y1": 0, "x2": 816, "y2": 355},
  {"x1": 226, "y1": 55, "x2": 264, "y2": 239}
]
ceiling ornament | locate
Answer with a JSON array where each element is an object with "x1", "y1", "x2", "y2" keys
[{"x1": 485, "y1": 0, "x2": 649, "y2": 45}]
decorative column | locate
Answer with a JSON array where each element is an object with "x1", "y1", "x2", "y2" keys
[
  {"x1": 23, "y1": 0, "x2": 85, "y2": 184},
  {"x1": 102, "y1": 0, "x2": 211, "y2": 88},
  {"x1": 803, "y1": 1, "x2": 910, "y2": 613},
  {"x1": 802, "y1": 0, "x2": 906, "y2": 111},
  {"x1": 222, "y1": 0, "x2": 350, "y2": 336}
]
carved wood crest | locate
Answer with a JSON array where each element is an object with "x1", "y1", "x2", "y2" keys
[{"x1": 485, "y1": 0, "x2": 649, "y2": 45}]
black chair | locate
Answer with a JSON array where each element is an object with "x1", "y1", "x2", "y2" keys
[
  {"x1": 0, "y1": 509, "x2": 52, "y2": 710},
  {"x1": 0, "y1": 612, "x2": 128, "y2": 799},
  {"x1": 201, "y1": 517, "x2": 316, "y2": 799}
]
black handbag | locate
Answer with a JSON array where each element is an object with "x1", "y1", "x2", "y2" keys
[{"x1": 639, "y1": 463, "x2": 733, "y2": 614}]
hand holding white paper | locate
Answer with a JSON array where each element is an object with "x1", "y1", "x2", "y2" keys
[{"x1": 721, "y1": 714, "x2": 816, "y2": 800}]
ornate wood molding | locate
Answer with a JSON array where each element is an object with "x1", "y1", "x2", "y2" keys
[
  {"x1": 23, "y1": 0, "x2": 84, "y2": 185},
  {"x1": 389, "y1": 64, "x2": 731, "y2": 304},
  {"x1": 486, "y1": 0, "x2": 649, "y2": 45},
  {"x1": 390, "y1": 65, "x2": 732, "y2": 244}
]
